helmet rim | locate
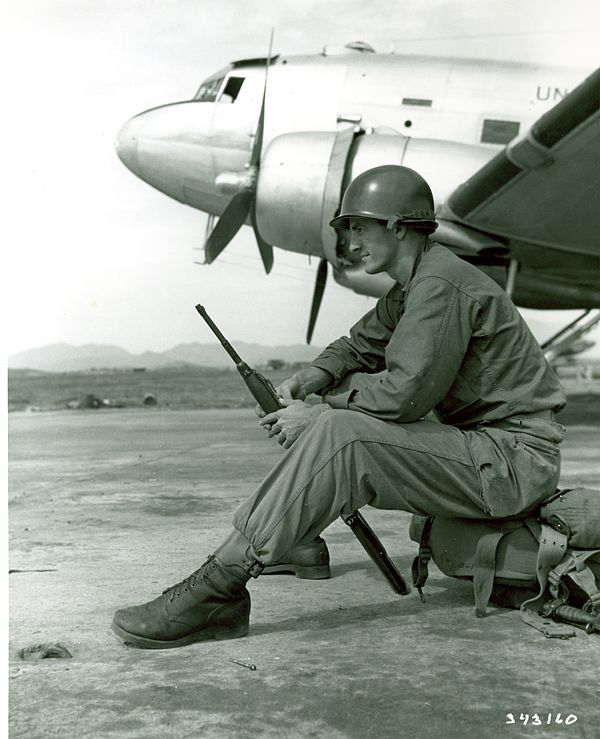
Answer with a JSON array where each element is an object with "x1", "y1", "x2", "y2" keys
[
  {"x1": 330, "y1": 211, "x2": 438, "y2": 231},
  {"x1": 329, "y1": 165, "x2": 438, "y2": 232}
]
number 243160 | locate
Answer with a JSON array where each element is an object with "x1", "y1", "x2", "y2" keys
[{"x1": 506, "y1": 713, "x2": 577, "y2": 726}]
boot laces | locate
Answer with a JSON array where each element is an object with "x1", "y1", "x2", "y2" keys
[{"x1": 162, "y1": 555, "x2": 216, "y2": 601}]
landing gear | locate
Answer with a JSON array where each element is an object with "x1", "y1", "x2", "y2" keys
[{"x1": 541, "y1": 309, "x2": 600, "y2": 362}]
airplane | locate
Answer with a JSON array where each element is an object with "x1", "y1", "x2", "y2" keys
[{"x1": 115, "y1": 41, "x2": 600, "y2": 347}]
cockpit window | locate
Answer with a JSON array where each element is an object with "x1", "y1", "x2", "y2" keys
[
  {"x1": 194, "y1": 77, "x2": 224, "y2": 102},
  {"x1": 218, "y1": 76, "x2": 245, "y2": 103}
]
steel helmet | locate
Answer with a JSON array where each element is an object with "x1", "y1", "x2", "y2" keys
[{"x1": 330, "y1": 165, "x2": 438, "y2": 233}]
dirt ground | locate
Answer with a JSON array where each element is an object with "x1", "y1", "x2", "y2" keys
[{"x1": 8, "y1": 408, "x2": 600, "y2": 739}]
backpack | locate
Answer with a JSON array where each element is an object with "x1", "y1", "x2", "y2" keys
[{"x1": 410, "y1": 487, "x2": 600, "y2": 638}]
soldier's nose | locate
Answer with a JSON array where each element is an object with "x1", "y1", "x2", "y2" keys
[{"x1": 349, "y1": 237, "x2": 362, "y2": 252}]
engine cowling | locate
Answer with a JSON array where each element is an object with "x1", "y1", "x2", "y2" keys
[
  {"x1": 255, "y1": 129, "x2": 355, "y2": 261},
  {"x1": 348, "y1": 133, "x2": 494, "y2": 208},
  {"x1": 255, "y1": 128, "x2": 497, "y2": 270}
]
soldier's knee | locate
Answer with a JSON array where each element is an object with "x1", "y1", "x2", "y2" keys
[
  {"x1": 312, "y1": 408, "x2": 362, "y2": 442},
  {"x1": 312, "y1": 407, "x2": 337, "y2": 431}
]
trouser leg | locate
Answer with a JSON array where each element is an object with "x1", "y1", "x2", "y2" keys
[{"x1": 233, "y1": 409, "x2": 485, "y2": 566}]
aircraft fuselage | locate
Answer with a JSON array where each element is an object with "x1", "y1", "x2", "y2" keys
[
  {"x1": 116, "y1": 49, "x2": 598, "y2": 310},
  {"x1": 117, "y1": 51, "x2": 584, "y2": 219}
]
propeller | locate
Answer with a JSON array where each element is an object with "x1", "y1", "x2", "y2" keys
[
  {"x1": 204, "y1": 32, "x2": 274, "y2": 273},
  {"x1": 306, "y1": 259, "x2": 328, "y2": 344}
]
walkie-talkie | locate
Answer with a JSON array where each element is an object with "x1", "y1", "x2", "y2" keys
[{"x1": 195, "y1": 304, "x2": 282, "y2": 414}]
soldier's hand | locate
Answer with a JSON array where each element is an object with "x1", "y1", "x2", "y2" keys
[
  {"x1": 259, "y1": 399, "x2": 329, "y2": 449},
  {"x1": 276, "y1": 376, "x2": 305, "y2": 401},
  {"x1": 254, "y1": 375, "x2": 304, "y2": 428},
  {"x1": 253, "y1": 375, "x2": 300, "y2": 423}
]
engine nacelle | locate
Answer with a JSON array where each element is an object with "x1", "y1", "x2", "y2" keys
[
  {"x1": 256, "y1": 129, "x2": 355, "y2": 260},
  {"x1": 348, "y1": 133, "x2": 495, "y2": 209},
  {"x1": 255, "y1": 129, "x2": 498, "y2": 268}
]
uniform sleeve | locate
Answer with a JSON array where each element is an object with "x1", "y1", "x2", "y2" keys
[
  {"x1": 335, "y1": 277, "x2": 479, "y2": 422},
  {"x1": 310, "y1": 292, "x2": 399, "y2": 385}
]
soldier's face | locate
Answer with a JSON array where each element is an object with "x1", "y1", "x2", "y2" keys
[{"x1": 348, "y1": 217, "x2": 398, "y2": 276}]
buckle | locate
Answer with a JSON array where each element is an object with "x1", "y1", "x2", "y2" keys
[{"x1": 245, "y1": 559, "x2": 264, "y2": 579}]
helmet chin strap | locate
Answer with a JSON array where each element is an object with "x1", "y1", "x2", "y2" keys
[
  {"x1": 386, "y1": 213, "x2": 437, "y2": 231},
  {"x1": 404, "y1": 233, "x2": 431, "y2": 285}
]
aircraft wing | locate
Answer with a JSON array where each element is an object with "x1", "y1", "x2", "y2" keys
[{"x1": 444, "y1": 67, "x2": 600, "y2": 259}]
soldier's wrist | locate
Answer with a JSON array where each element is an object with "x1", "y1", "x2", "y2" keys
[{"x1": 299, "y1": 366, "x2": 333, "y2": 396}]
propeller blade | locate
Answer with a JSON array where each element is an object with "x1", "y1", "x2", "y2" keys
[
  {"x1": 247, "y1": 30, "x2": 275, "y2": 273},
  {"x1": 250, "y1": 28, "x2": 274, "y2": 168},
  {"x1": 251, "y1": 202, "x2": 273, "y2": 273},
  {"x1": 250, "y1": 95, "x2": 265, "y2": 169},
  {"x1": 204, "y1": 190, "x2": 253, "y2": 264},
  {"x1": 204, "y1": 30, "x2": 275, "y2": 269},
  {"x1": 306, "y1": 259, "x2": 328, "y2": 344}
]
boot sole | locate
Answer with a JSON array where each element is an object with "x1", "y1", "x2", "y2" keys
[
  {"x1": 262, "y1": 563, "x2": 331, "y2": 579},
  {"x1": 110, "y1": 619, "x2": 249, "y2": 650}
]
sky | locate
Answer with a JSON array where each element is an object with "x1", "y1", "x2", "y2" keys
[{"x1": 4, "y1": 0, "x2": 600, "y2": 356}]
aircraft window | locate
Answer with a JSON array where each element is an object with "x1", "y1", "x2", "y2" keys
[
  {"x1": 402, "y1": 98, "x2": 432, "y2": 107},
  {"x1": 481, "y1": 119, "x2": 520, "y2": 145},
  {"x1": 219, "y1": 76, "x2": 245, "y2": 103},
  {"x1": 194, "y1": 77, "x2": 224, "y2": 102}
]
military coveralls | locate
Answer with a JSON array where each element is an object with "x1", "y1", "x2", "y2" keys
[{"x1": 233, "y1": 244, "x2": 566, "y2": 566}]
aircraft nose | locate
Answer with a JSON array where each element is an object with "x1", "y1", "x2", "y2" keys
[
  {"x1": 113, "y1": 101, "x2": 220, "y2": 207},
  {"x1": 115, "y1": 116, "x2": 141, "y2": 174}
]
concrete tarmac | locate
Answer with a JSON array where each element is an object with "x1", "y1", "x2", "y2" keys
[{"x1": 8, "y1": 408, "x2": 600, "y2": 739}]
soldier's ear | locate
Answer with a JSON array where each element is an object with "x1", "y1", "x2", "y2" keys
[{"x1": 393, "y1": 224, "x2": 407, "y2": 241}]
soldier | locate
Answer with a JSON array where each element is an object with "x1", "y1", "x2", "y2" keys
[{"x1": 112, "y1": 165, "x2": 566, "y2": 649}]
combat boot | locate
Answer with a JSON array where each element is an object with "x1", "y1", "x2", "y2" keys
[
  {"x1": 111, "y1": 533, "x2": 262, "y2": 650},
  {"x1": 263, "y1": 536, "x2": 331, "y2": 579}
]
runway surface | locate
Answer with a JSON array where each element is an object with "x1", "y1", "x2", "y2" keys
[{"x1": 8, "y1": 408, "x2": 600, "y2": 738}]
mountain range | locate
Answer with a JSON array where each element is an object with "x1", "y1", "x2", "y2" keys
[{"x1": 8, "y1": 342, "x2": 325, "y2": 372}]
